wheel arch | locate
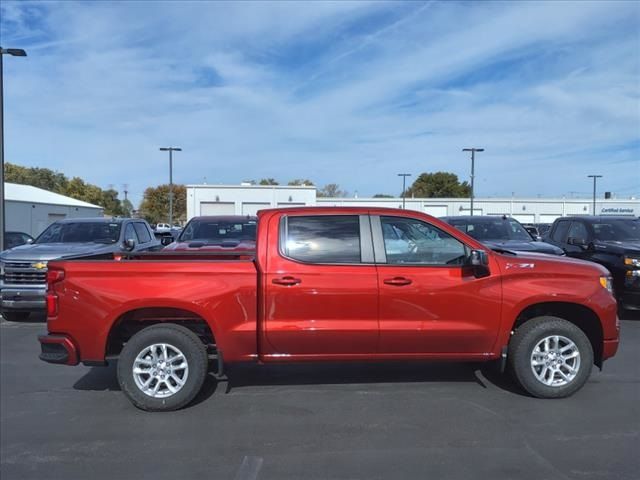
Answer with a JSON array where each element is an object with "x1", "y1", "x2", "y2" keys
[
  {"x1": 510, "y1": 302, "x2": 604, "y2": 367},
  {"x1": 105, "y1": 306, "x2": 216, "y2": 358}
]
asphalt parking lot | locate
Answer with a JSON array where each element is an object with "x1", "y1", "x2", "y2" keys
[{"x1": 1, "y1": 314, "x2": 639, "y2": 480}]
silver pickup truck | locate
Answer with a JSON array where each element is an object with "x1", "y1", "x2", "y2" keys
[{"x1": 0, "y1": 217, "x2": 160, "y2": 321}]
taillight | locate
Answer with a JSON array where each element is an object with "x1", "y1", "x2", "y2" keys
[
  {"x1": 46, "y1": 268, "x2": 64, "y2": 318},
  {"x1": 47, "y1": 269, "x2": 65, "y2": 286},
  {"x1": 46, "y1": 293, "x2": 58, "y2": 317}
]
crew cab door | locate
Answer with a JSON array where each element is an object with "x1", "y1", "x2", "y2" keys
[
  {"x1": 372, "y1": 214, "x2": 502, "y2": 355},
  {"x1": 263, "y1": 214, "x2": 378, "y2": 356}
]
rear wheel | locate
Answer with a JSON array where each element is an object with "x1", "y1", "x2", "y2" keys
[
  {"x1": 1, "y1": 311, "x2": 30, "y2": 322},
  {"x1": 508, "y1": 316, "x2": 593, "y2": 398},
  {"x1": 117, "y1": 323, "x2": 208, "y2": 411}
]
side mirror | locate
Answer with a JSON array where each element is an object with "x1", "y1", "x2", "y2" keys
[
  {"x1": 466, "y1": 249, "x2": 490, "y2": 278},
  {"x1": 567, "y1": 237, "x2": 587, "y2": 247},
  {"x1": 26, "y1": 238, "x2": 34, "y2": 244},
  {"x1": 534, "y1": 235, "x2": 542, "y2": 242},
  {"x1": 123, "y1": 238, "x2": 136, "y2": 251},
  {"x1": 161, "y1": 236, "x2": 174, "y2": 246}
]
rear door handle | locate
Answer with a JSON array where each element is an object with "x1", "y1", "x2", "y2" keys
[
  {"x1": 383, "y1": 276, "x2": 412, "y2": 286},
  {"x1": 272, "y1": 276, "x2": 302, "y2": 286}
]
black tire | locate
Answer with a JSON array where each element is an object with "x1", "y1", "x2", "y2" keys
[
  {"x1": 1, "y1": 311, "x2": 30, "y2": 322},
  {"x1": 508, "y1": 316, "x2": 593, "y2": 398},
  {"x1": 117, "y1": 323, "x2": 208, "y2": 411}
]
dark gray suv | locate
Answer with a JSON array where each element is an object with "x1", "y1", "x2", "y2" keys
[{"x1": 0, "y1": 218, "x2": 160, "y2": 321}]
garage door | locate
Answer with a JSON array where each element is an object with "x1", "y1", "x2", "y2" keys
[
  {"x1": 539, "y1": 214, "x2": 561, "y2": 224},
  {"x1": 200, "y1": 202, "x2": 235, "y2": 216},
  {"x1": 423, "y1": 205, "x2": 448, "y2": 217},
  {"x1": 512, "y1": 214, "x2": 535, "y2": 223},
  {"x1": 242, "y1": 202, "x2": 270, "y2": 215}
]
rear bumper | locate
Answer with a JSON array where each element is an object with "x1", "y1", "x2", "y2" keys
[
  {"x1": 603, "y1": 338, "x2": 619, "y2": 361},
  {"x1": 1, "y1": 285, "x2": 46, "y2": 312},
  {"x1": 38, "y1": 335, "x2": 79, "y2": 365}
]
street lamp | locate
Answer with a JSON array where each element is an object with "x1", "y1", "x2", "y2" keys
[
  {"x1": 462, "y1": 148, "x2": 484, "y2": 216},
  {"x1": 587, "y1": 175, "x2": 603, "y2": 215},
  {"x1": 159, "y1": 147, "x2": 182, "y2": 226},
  {"x1": 0, "y1": 47, "x2": 27, "y2": 253},
  {"x1": 398, "y1": 173, "x2": 411, "y2": 209}
]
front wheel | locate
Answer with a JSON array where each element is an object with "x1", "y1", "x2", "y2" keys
[
  {"x1": 508, "y1": 316, "x2": 593, "y2": 398},
  {"x1": 117, "y1": 323, "x2": 208, "y2": 411}
]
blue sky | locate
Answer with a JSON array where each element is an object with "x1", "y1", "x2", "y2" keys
[{"x1": 1, "y1": 0, "x2": 639, "y2": 206}]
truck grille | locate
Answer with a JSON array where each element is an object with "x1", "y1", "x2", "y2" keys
[{"x1": 2, "y1": 262, "x2": 47, "y2": 285}]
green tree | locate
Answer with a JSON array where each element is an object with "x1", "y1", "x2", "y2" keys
[
  {"x1": 318, "y1": 183, "x2": 347, "y2": 198},
  {"x1": 373, "y1": 193, "x2": 394, "y2": 198},
  {"x1": 404, "y1": 172, "x2": 471, "y2": 198},
  {"x1": 287, "y1": 179, "x2": 314, "y2": 186},
  {"x1": 259, "y1": 178, "x2": 279, "y2": 185},
  {"x1": 138, "y1": 184, "x2": 186, "y2": 225},
  {"x1": 121, "y1": 198, "x2": 134, "y2": 217}
]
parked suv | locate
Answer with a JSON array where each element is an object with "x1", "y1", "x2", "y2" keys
[
  {"x1": 441, "y1": 216, "x2": 564, "y2": 255},
  {"x1": 0, "y1": 218, "x2": 160, "y2": 321},
  {"x1": 544, "y1": 216, "x2": 640, "y2": 310}
]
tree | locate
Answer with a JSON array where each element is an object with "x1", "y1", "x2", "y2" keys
[
  {"x1": 259, "y1": 178, "x2": 279, "y2": 185},
  {"x1": 287, "y1": 179, "x2": 314, "y2": 186},
  {"x1": 4, "y1": 163, "x2": 126, "y2": 215},
  {"x1": 404, "y1": 172, "x2": 471, "y2": 198},
  {"x1": 138, "y1": 184, "x2": 187, "y2": 225},
  {"x1": 318, "y1": 183, "x2": 347, "y2": 198},
  {"x1": 121, "y1": 198, "x2": 134, "y2": 217},
  {"x1": 373, "y1": 193, "x2": 394, "y2": 198}
]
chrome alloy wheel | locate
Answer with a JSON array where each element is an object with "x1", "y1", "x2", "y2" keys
[
  {"x1": 530, "y1": 335, "x2": 581, "y2": 387},
  {"x1": 132, "y1": 343, "x2": 189, "y2": 398}
]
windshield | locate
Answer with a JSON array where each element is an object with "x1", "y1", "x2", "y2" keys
[
  {"x1": 35, "y1": 222, "x2": 121, "y2": 244},
  {"x1": 592, "y1": 219, "x2": 640, "y2": 241},
  {"x1": 450, "y1": 218, "x2": 532, "y2": 241},
  {"x1": 178, "y1": 218, "x2": 257, "y2": 244}
]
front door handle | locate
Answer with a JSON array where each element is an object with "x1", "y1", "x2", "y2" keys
[
  {"x1": 272, "y1": 276, "x2": 302, "y2": 286},
  {"x1": 383, "y1": 276, "x2": 412, "y2": 286}
]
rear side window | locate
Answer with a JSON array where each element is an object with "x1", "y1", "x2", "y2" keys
[
  {"x1": 283, "y1": 216, "x2": 361, "y2": 264},
  {"x1": 134, "y1": 223, "x2": 152, "y2": 243},
  {"x1": 552, "y1": 221, "x2": 570, "y2": 243}
]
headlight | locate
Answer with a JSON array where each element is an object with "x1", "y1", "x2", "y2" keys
[
  {"x1": 599, "y1": 276, "x2": 614, "y2": 294},
  {"x1": 624, "y1": 256, "x2": 640, "y2": 267}
]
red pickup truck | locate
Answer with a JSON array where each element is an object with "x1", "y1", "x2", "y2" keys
[{"x1": 39, "y1": 207, "x2": 620, "y2": 411}]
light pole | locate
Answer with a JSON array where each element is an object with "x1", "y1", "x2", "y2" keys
[
  {"x1": 398, "y1": 173, "x2": 411, "y2": 209},
  {"x1": 462, "y1": 148, "x2": 484, "y2": 216},
  {"x1": 159, "y1": 147, "x2": 181, "y2": 226},
  {"x1": 0, "y1": 47, "x2": 27, "y2": 253},
  {"x1": 588, "y1": 175, "x2": 602, "y2": 215}
]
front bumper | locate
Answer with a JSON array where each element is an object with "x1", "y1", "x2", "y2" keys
[
  {"x1": 38, "y1": 335, "x2": 79, "y2": 365},
  {"x1": 0, "y1": 285, "x2": 46, "y2": 311},
  {"x1": 618, "y1": 289, "x2": 640, "y2": 310}
]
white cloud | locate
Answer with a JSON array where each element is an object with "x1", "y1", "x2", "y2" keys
[{"x1": 0, "y1": 0, "x2": 638, "y2": 204}]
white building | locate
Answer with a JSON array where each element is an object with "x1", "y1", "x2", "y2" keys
[
  {"x1": 5, "y1": 182, "x2": 104, "y2": 237},
  {"x1": 186, "y1": 184, "x2": 638, "y2": 224},
  {"x1": 187, "y1": 184, "x2": 316, "y2": 218}
]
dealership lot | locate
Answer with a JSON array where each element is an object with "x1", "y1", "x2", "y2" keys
[{"x1": 1, "y1": 314, "x2": 638, "y2": 480}]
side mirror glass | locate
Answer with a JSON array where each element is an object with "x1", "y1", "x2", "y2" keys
[
  {"x1": 123, "y1": 238, "x2": 136, "y2": 251},
  {"x1": 466, "y1": 249, "x2": 490, "y2": 278},
  {"x1": 568, "y1": 237, "x2": 587, "y2": 247}
]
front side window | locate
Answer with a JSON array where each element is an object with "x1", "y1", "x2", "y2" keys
[
  {"x1": 381, "y1": 216, "x2": 466, "y2": 265},
  {"x1": 124, "y1": 224, "x2": 138, "y2": 242},
  {"x1": 134, "y1": 223, "x2": 152, "y2": 243},
  {"x1": 36, "y1": 222, "x2": 122, "y2": 244},
  {"x1": 283, "y1": 215, "x2": 361, "y2": 264},
  {"x1": 568, "y1": 222, "x2": 589, "y2": 241}
]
